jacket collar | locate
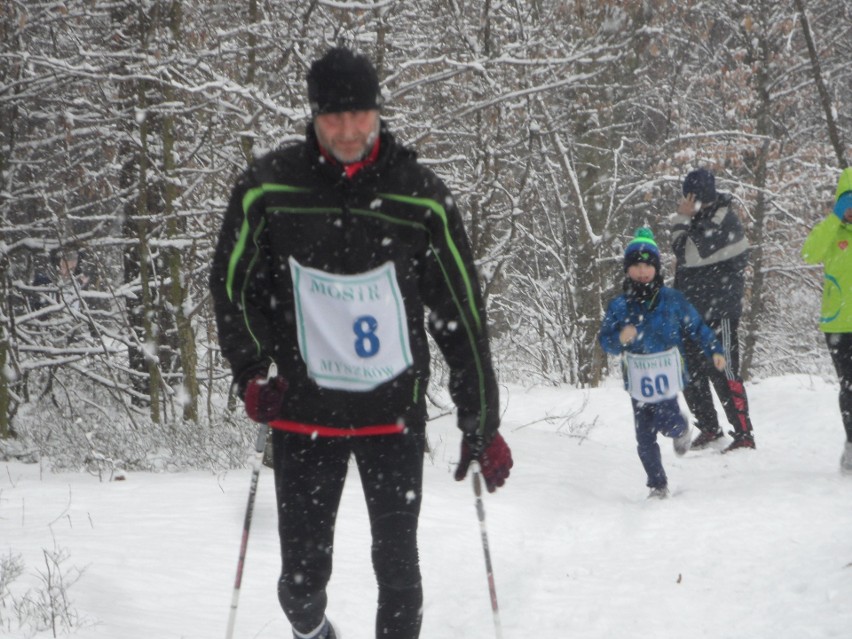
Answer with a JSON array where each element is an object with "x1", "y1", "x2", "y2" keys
[
  {"x1": 695, "y1": 192, "x2": 733, "y2": 222},
  {"x1": 623, "y1": 273, "x2": 664, "y2": 311},
  {"x1": 317, "y1": 133, "x2": 381, "y2": 178}
]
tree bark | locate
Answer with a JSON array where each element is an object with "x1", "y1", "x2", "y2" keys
[
  {"x1": 136, "y1": 94, "x2": 162, "y2": 425},
  {"x1": 240, "y1": 0, "x2": 259, "y2": 164},
  {"x1": 740, "y1": 6, "x2": 774, "y2": 380},
  {"x1": 163, "y1": 0, "x2": 199, "y2": 422},
  {"x1": 0, "y1": 284, "x2": 10, "y2": 438}
]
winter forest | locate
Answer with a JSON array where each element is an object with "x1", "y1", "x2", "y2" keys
[{"x1": 1, "y1": 0, "x2": 851, "y2": 470}]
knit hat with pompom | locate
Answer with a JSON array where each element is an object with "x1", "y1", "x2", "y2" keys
[{"x1": 623, "y1": 227, "x2": 661, "y2": 272}]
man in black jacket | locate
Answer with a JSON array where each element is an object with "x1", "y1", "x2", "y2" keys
[
  {"x1": 670, "y1": 168, "x2": 756, "y2": 453},
  {"x1": 210, "y1": 47, "x2": 512, "y2": 639}
]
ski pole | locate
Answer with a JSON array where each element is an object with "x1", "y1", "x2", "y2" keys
[
  {"x1": 225, "y1": 411, "x2": 272, "y2": 638},
  {"x1": 472, "y1": 466, "x2": 504, "y2": 639}
]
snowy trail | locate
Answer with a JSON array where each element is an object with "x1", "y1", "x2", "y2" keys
[{"x1": 2, "y1": 375, "x2": 851, "y2": 638}]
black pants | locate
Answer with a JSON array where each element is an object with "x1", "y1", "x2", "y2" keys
[
  {"x1": 272, "y1": 428, "x2": 425, "y2": 639},
  {"x1": 824, "y1": 333, "x2": 852, "y2": 442},
  {"x1": 682, "y1": 317, "x2": 753, "y2": 437}
]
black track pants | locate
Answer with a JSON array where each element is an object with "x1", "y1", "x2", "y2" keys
[
  {"x1": 272, "y1": 428, "x2": 425, "y2": 639},
  {"x1": 825, "y1": 333, "x2": 852, "y2": 442},
  {"x1": 682, "y1": 318, "x2": 754, "y2": 436}
]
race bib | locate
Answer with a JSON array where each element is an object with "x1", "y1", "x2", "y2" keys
[
  {"x1": 625, "y1": 347, "x2": 684, "y2": 403},
  {"x1": 289, "y1": 258, "x2": 413, "y2": 391}
]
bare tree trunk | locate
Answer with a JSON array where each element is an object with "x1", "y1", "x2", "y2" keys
[
  {"x1": 136, "y1": 119, "x2": 162, "y2": 425},
  {"x1": 240, "y1": 0, "x2": 259, "y2": 164},
  {"x1": 375, "y1": 0, "x2": 387, "y2": 74},
  {"x1": 0, "y1": 0, "x2": 20, "y2": 436},
  {"x1": 574, "y1": 242, "x2": 606, "y2": 386},
  {"x1": 163, "y1": 0, "x2": 198, "y2": 422},
  {"x1": 0, "y1": 157, "x2": 9, "y2": 436},
  {"x1": 740, "y1": 139, "x2": 770, "y2": 380},
  {"x1": 550, "y1": 132, "x2": 606, "y2": 387},
  {"x1": 0, "y1": 286, "x2": 10, "y2": 438},
  {"x1": 740, "y1": 6, "x2": 774, "y2": 380},
  {"x1": 795, "y1": 0, "x2": 848, "y2": 168}
]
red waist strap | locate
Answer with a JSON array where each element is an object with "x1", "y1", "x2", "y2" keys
[{"x1": 268, "y1": 419, "x2": 405, "y2": 438}]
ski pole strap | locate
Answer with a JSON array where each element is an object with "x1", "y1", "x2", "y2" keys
[{"x1": 268, "y1": 419, "x2": 406, "y2": 437}]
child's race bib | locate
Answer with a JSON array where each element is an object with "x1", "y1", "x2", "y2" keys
[
  {"x1": 625, "y1": 347, "x2": 684, "y2": 403},
  {"x1": 289, "y1": 257, "x2": 413, "y2": 391}
]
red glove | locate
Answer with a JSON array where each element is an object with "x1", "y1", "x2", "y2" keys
[
  {"x1": 454, "y1": 432, "x2": 513, "y2": 492},
  {"x1": 244, "y1": 374, "x2": 288, "y2": 423}
]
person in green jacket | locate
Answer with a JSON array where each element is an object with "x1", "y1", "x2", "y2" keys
[{"x1": 802, "y1": 167, "x2": 852, "y2": 475}]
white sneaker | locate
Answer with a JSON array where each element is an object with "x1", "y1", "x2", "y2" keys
[
  {"x1": 673, "y1": 421, "x2": 692, "y2": 457},
  {"x1": 841, "y1": 442, "x2": 852, "y2": 476}
]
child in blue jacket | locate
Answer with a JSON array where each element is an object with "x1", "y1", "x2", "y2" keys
[{"x1": 599, "y1": 228, "x2": 726, "y2": 498}]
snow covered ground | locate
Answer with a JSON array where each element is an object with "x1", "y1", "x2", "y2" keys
[{"x1": 2, "y1": 374, "x2": 851, "y2": 639}]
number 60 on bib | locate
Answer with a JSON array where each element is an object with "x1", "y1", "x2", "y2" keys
[{"x1": 624, "y1": 347, "x2": 684, "y2": 403}]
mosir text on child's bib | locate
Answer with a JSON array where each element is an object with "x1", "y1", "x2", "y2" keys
[
  {"x1": 625, "y1": 347, "x2": 684, "y2": 403},
  {"x1": 289, "y1": 257, "x2": 413, "y2": 391}
]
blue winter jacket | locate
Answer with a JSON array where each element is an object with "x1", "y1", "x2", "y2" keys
[{"x1": 599, "y1": 284, "x2": 723, "y2": 384}]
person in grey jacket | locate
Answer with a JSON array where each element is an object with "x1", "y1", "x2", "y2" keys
[{"x1": 670, "y1": 168, "x2": 756, "y2": 453}]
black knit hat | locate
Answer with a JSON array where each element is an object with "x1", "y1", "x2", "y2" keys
[
  {"x1": 682, "y1": 168, "x2": 717, "y2": 205},
  {"x1": 307, "y1": 47, "x2": 383, "y2": 116}
]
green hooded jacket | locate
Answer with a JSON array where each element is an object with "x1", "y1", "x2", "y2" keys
[
  {"x1": 835, "y1": 167, "x2": 852, "y2": 202},
  {"x1": 802, "y1": 168, "x2": 852, "y2": 332}
]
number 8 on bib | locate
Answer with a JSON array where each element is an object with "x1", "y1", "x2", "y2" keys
[{"x1": 289, "y1": 258, "x2": 413, "y2": 391}]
